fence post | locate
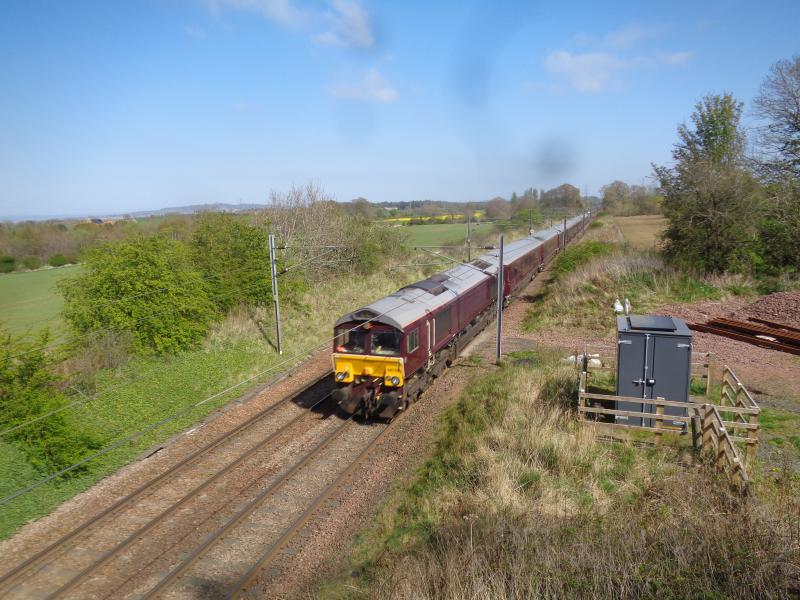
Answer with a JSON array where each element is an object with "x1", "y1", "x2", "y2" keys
[
  {"x1": 746, "y1": 412, "x2": 759, "y2": 465},
  {"x1": 654, "y1": 397, "x2": 664, "y2": 445},
  {"x1": 701, "y1": 405, "x2": 712, "y2": 448}
]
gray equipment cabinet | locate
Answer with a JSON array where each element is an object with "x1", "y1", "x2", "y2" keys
[{"x1": 615, "y1": 315, "x2": 693, "y2": 428}]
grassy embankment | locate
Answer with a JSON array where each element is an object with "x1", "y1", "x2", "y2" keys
[
  {"x1": 0, "y1": 267, "x2": 427, "y2": 539},
  {"x1": 523, "y1": 218, "x2": 759, "y2": 336},
  {"x1": 0, "y1": 265, "x2": 81, "y2": 338},
  {"x1": 322, "y1": 353, "x2": 798, "y2": 598}
]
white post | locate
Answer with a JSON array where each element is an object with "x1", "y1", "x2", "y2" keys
[
  {"x1": 268, "y1": 234, "x2": 282, "y2": 354},
  {"x1": 495, "y1": 233, "x2": 504, "y2": 363}
]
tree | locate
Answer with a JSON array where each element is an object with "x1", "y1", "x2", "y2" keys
[
  {"x1": 0, "y1": 330, "x2": 103, "y2": 473},
  {"x1": 753, "y1": 55, "x2": 800, "y2": 180},
  {"x1": 485, "y1": 197, "x2": 511, "y2": 219},
  {"x1": 600, "y1": 181, "x2": 631, "y2": 214},
  {"x1": 653, "y1": 93, "x2": 760, "y2": 273},
  {"x1": 540, "y1": 184, "x2": 584, "y2": 214},
  {"x1": 191, "y1": 213, "x2": 271, "y2": 312},
  {"x1": 60, "y1": 236, "x2": 217, "y2": 354}
]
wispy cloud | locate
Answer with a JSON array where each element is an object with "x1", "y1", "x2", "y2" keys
[
  {"x1": 327, "y1": 68, "x2": 398, "y2": 103},
  {"x1": 206, "y1": 0, "x2": 374, "y2": 48},
  {"x1": 313, "y1": 0, "x2": 374, "y2": 48},
  {"x1": 184, "y1": 24, "x2": 207, "y2": 38},
  {"x1": 543, "y1": 24, "x2": 692, "y2": 93},
  {"x1": 545, "y1": 51, "x2": 633, "y2": 93},
  {"x1": 603, "y1": 23, "x2": 663, "y2": 50}
]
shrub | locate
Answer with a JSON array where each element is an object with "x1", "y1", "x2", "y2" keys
[
  {"x1": 59, "y1": 236, "x2": 217, "y2": 354},
  {"x1": 0, "y1": 255, "x2": 14, "y2": 273},
  {"x1": 190, "y1": 213, "x2": 272, "y2": 312},
  {"x1": 48, "y1": 254, "x2": 70, "y2": 267},
  {"x1": 0, "y1": 330, "x2": 104, "y2": 474},
  {"x1": 22, "y1": 256, "x2": 43, "y2": 270}
]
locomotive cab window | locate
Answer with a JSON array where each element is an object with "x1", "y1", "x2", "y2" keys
[
  {"x1": 406, "y1": 328, "x2": 419, "y2": 353},
  {"x1": 372, "y1": 330, "x2": 402, "y2": 356},
  {"x1": 335, "y1": 327, "x2": 366, "y2": 354}
]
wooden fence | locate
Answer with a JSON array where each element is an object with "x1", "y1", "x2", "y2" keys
[{"x1": 576, "y1": 356, "x2": 758, "y2": 493}]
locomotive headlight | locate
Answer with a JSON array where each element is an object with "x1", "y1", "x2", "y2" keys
[
  {"x1": 336, "y1": 371, "x2": 348, "y2": 382},
  {"x1": 389, "y1": 376, "x2": 400, "y2": 386}
]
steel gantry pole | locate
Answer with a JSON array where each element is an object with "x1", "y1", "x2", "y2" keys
[
  {"x1": 466, "y1": 214, "x2": 472, "y2": 262},
  {"x1": 268, "y1": 234, "x2": 282, "y2": 355},
  {"x1": 495, "y1": 233, "x2": 504, "y2": 363}
]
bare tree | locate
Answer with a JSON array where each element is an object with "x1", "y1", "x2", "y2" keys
[{"x1": 753, "y1": 55, "x2": 800, "y2": 180}]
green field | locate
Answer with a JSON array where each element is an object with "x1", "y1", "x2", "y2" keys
[
  {"x1": 0, "y1": 266, "x2": 81, "y2": 338},
  {"x1": 403, "y1": 222, "x2": 495, "y2": 246}
]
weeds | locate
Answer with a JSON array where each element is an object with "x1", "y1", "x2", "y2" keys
[{"x1": 323, "y1": 354, "x2": 799, "y2": 599}]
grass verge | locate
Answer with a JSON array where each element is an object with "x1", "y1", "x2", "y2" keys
[{"x1": 321, "y1": 353, "x2": 799, "y2": 599}]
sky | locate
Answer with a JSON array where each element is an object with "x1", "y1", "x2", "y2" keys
[{"x1": 0, "y1": 0, "x2": 798, "y2": 218}]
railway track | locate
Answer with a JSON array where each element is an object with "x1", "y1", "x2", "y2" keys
[{"x1": 0, "y1": 373, "x2": 334, "y2": 599}]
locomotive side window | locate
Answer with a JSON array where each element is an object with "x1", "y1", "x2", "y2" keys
[
  {"x1": 406, "y1": 328, "x2": 419, "y2": 353},
  {"x1": 335, "y1": 327, "x2": 366, "y2": 354},
  {"x1": 372, "y1": 330, "x2": 402, "y2": 356}
]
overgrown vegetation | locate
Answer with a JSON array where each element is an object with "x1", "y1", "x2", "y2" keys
[
  {"x1": 523, "y1": 221, "x2": 756, "y2": 334},
  {"x1": 0, "y1": 331, "x2": 102, "y2": 474},
  {"x1": 323, "y1": 355, "x2": 799, "y2": 598},
  {"x1": 654, "y1": 56, "x2": 800, "y2": 276}
]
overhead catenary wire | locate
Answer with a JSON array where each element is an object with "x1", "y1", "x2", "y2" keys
[{"x1": 0, "y1": 283, "x2": 443, "y2": 507}]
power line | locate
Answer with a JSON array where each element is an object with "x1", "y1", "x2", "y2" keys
[{"x1": 0, "y1": 284, "x2": 446, "y2": 506}]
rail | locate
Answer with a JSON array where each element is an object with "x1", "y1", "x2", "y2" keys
[{"x1": 577, "y1": 360, "x2": 758, "y2": 493}]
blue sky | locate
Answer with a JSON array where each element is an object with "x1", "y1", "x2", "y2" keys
[{"x1": 1, "y1": 0, "x2": 798, "y2": 217}]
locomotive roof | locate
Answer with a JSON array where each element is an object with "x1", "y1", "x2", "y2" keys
[{"x1": 334, "y1": 213, "x2": 588, "y2": 331}]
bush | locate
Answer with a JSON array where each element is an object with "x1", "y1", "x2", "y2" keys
[
  {"x1": 22, "y1": 256, "x2": 43, "y2": 270},
  {"x1": 0, "y1": 255, "x2": 14, "y2": 273},
  {"x1": 190, "y1": 214, "x2": 272, "y2": 312},
  {"x1": 59, "y1": 236, "x2": 217, "y2": 354},
  {"x1": 0, "y1": 330, "x2": 104, "y2": 474},
  {"x1": 47, "y1": 254, "x2": 70, "y2": 267}
]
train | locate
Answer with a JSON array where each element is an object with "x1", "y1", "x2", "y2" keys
[{"x1": 331, "y1": 212, "x2": 591, "y2": 418}]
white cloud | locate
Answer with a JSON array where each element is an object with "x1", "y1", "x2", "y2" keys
[
  {"x1": 313, "y1": 0, "x2": 374, "y2": 48},
  {"x1": 184, "y1": 24, "x2": 207, "y2": 38},
  {"x1": 543, "y1": 24, "x2": 693, "y2": 93},
  {"x1": 206, "y1": 0, "x2": 374, "y2": 48},
  {"x1": 603, "y1": 24, "x2": 660, "y2": 50},
  {"x1": 545, "y1": 51, "x2": 634, "y2": 93},
  {"x1": 327, "y1": 69, "x2": 398, "y2": 103},
  {"x1": 656, "y1": 51, "x2": 693, "y2": 66},
  {"x1": 207, "y1": 0, "x2": 306, "y2": 27}
]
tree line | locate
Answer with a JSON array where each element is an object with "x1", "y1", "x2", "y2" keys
[{"x1": 654, "y1": 55, "x2": 800, "y2": 276}]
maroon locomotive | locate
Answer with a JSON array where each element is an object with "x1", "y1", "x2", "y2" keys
[{"x1": 331, "y1": 213, "x2": 589, "y2": 418}]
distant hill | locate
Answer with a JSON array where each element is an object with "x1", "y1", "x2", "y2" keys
[{"x1": 128, "y1": 203, "x2": 266, "y2": 217}]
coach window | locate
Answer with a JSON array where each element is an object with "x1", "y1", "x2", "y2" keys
[{"x1": 406, "y1": 328, "x2": 419, "y2": 353}]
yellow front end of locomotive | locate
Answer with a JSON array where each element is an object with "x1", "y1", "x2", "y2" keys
[{"x1": 332, "y1": 353, "x2": 405, "y2": 387}]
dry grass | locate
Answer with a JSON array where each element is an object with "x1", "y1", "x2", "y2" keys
[
  {"x1": 523, "y1": 220, "x2": 757, "y2": 336},
  {"x1": 614, "y1": 215, "x2": 668, "y2": 251},
  {"x1": 322, "y1": 356, "x2": 800, "y2": 599}
]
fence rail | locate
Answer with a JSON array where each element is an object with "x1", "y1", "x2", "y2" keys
[{"x1": 576, "y1": 359, "x2": 758, "y2": 493}]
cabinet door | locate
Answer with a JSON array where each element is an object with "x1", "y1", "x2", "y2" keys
[
  {"x1": 615, "y1": 334, "x2": 647, "y2": 426},
  {"x1": 649, "y1": 336, "x2": 691, "y2": 427}
]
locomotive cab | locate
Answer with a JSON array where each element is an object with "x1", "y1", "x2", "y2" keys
[{"x1": 331, "y1": 322, "x2": 406, "y2": 418}]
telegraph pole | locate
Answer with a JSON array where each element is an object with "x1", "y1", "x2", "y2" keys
[
  {"x1": 528, "y1": 207, "x2": 533, "y2": 234},
  {"x1": 268, "y1": 234, "x2": 282, "y2": 354},
  {"x1": 495, "y1": 233, "x2": 504, "y2": 363},
  {"x1": 563, "y1": 216, "x2": 567, "y2": 250},
  {"x1": 466, "y1": 214, "x2": 472, "y2": 262}
]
